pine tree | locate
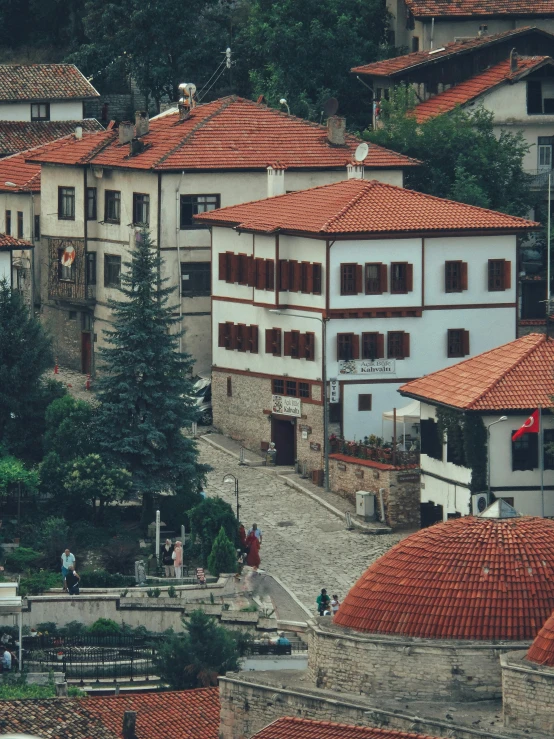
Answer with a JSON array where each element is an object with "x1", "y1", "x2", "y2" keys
[
  {"x1": 0, "y1": 277, "x2": 62, "y2": 460},
  {"x1": 207, "y1": 526, "x2": 237, "y2": 577},
  {"x1": 95, "y1": 229, "x2": 208, "y2": 511}
]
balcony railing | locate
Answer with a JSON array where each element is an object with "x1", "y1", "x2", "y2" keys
[
  {"x1": 329, "y1": 437, "x2": 419, "y2": 468},
  {"x1": 525, "y1": 169, "x2": 553, "y2": 189}
]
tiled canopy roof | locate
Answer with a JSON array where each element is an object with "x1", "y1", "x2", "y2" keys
[
  {"x1": 412, "y1": 56, "x2": 551, "y2": 121},
  {"x1": 0, "y1": 234, "x2": 33, "y2": 250},
  {"x1": 352, "y1": 26, "x2": 539, "y2": 76},
  {"x1": 0, "y1": 151, "x2": 41, "y2": 192},
  {"x1": 253, "y1": 717, "x2": 436, "y2": 739},
  {"x1": 26, "y1": 96, "x2": 419, "y2": 172},
  {"x1": 405, "y1": 0, "x2": 554, "y2": 17},
  {"x1": 196, "y1": 178, "x2": 538, "y2": 236},
  {"x1": 334, "y1": 515, "x2": 554, "y2": 640},
  {"x1": 0, "y1": 64, "x2": 99, "y2": 101},
  {"x1": 400, "y1": 333, "x2": 554, "y2": 411},
  {"x1": 0, "y1": 689, "x2": 220, "y2": 739},
  {"x1": 526, "y1": 610, "x2": 554, "y2": 666},
  {"x1": 0, "y1": 119, "x2": 103, "y2": 157}
]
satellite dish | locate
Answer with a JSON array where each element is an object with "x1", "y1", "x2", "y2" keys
[
  {"x1": 322, "y1": 97, "x2": 339, "y2": 117},
  {"x1": 354, "y1": 142, "x2": 369, "y2": 163},
  {"x1": 184, "y1": 83, "x2": 197, "y2": 96}
]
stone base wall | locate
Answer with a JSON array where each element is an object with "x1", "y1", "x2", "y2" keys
[
  {"x1": 219, "y1": 674, "x2": 514, "y2": 739},
  {"x1": 212, "y1": 369, "x2": 325, "y2": 474},
  {"x1": 307, "y1": 620, "x2": 528, "y2": 702},
  {"x1": 502, "y1": 652, "x2": 554, "y2": 734},
  {"x1": 40, "y1": 303, "x2": 84, "y2": 371},
  {"x1": 329, "y1": 454, "x2": 420, "y2": 529}
]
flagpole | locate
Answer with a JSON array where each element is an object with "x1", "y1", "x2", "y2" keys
[{"x1": 540, "y1": 405, "x2": 545, "y2": 518}]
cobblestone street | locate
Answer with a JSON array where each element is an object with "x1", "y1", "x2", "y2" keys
[{"x1": 200, "y1": 441, "x2": 401, "y2": 614}]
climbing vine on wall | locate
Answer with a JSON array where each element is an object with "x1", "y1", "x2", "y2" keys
[{"x1": 436, "y1": 408, "x2": 487, "y2": 493}]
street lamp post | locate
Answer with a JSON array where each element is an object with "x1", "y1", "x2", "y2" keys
[
  {"x1": 269, "y1": 309, "x2": 330, "y2": 492},
  {"x1": 486, "y1": 416, "x2": 508, "y2": 500},
  {"x1": 223, "y1": 473, "x2": 240, "y2": 521}
]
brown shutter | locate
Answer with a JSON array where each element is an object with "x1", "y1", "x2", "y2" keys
[
  {"x1": 279, "y1": 260, "x2": 289, "y2": 291},
  {"x1": 247, "y1": 255, "x2": 255, "y2": 286},
  {"x1": 230, "y1": 323, "x2": 238, "y2": 350},
  {"x1": 503, "y1": 260, "x2": 511, "y2": 290},
  {"x1": 249, "y1": 325, "x2": 258, "y2": 353},
  {"x1": 255, "y1": 258, "x2": 265, "y2": 290},
  {"x1": 336, "y1": 334, "x2": 342, "y2": 360},
  {"x1": 352, "y1": 334, "x2": 360, "y2": 360},
  {"x1": 274, "y1": 328, "x2": 281, "y2": 356},
  {"x1": 312, "y1": 263, "x2": 322, "y2": 294},
  {"x1": 306, "y1": 263, "x2": 314, "y2": 294},
  {"x1": 380, "y1": 263, "x2": 388, "y2": 293},
  {"x1": 462, "y1": 330, "x2": 470, "y2": 356},
  {"x1": 230, "y1": 254, "x2": 239, "y2": 283},
  {"x1": 376, "y1": 333, "x2": 385, "y2": 359},
  {"x1": 227, "y1": 376, "x2": 232, "y2": 397},
  {"x1": 305, "y1": 332, "x2": 315, "y2": 360},
  {"x1": 460, "y1": 261, "x2": 468, "y2": 291},
  {"x1": 237, "y1": 324, "x2": 246, "y2": 351},
  {"x1": 406, "y1": 263, "x2": 413, "y2": 292},
  {"x1": 355, "y1": 264, "x2": 363, "y2": 294},
  {"x1": 218, "y1": 252, "x2": 227, "y2": 281},
  {"x1": 284, "y1": 331, "x2": 292, "y2": 356},
  {"x1": 267, "y1": 259, "x2": 275, "y2": 290},
  {"x1": 218, "y1": 323, "x2": 227, "y2": 347},
  {"x1": 298, "y1": 333, "x2": 306, "y2": 358},
  {"x1": 265, "y1": 328, "x2": 274, "y2": 354},
  {"x1": 402, "y1": 332, "x2": 410, "y2": 358},
  {"x1": 339, "y1": 264, "x2": 347, "y2": 295},
  {"x1": 293, "y1": 261, "x2": 302, "y2": 292}
]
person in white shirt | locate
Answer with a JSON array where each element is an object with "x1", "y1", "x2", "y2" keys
[
  {"x1": 61, "y1": 549, "x2": 76, "y2": 591},
  {"x1": 247, "y1": 524, "x2": 262, "y2": 546},
  {"x1": 1, "y1": 647, "x2": 11, "y2": 672},
  {"x1": 330, "y1": 595, "x2": 340, "y2": 615}
]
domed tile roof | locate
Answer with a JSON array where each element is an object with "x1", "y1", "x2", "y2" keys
[
  {"x1": 334, "y1": 516, "x2": 554, "y2": 640},
  {"x1": 526, "y1": 610, "x2": 554, "y2": 666}
]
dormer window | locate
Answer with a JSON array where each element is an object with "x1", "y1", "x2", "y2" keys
[{"x1": 31, "y1": 103, "x2": 50, "y2": 121}]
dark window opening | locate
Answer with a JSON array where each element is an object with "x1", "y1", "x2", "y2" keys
[
  {"x1": 391, "y1": 262, "x2": 411, "y2": 293},
  {"x1": 31, "y1": 102, "x2": 50, "y2": 121},
  {"x1": 104, "y1": 254, "x2": 121, "y2": 288},
  {"x1": 58, "y1": 187, "x2": 75, "y2": 220},
  {"x1": 272, "y1": 378, "x2": 284, "y2": 395},
  {"x1": 488, "y1": 259, "x2": 509, "y2": 291},
  {"x1": 181, "y1": 262, "x2": 210, "y2": 296},
  {"x1": 447, "y1": 329, "x2": 469, "y2": 358},
  {"x1": 86, "y1": 252, "x2": 97, "y2": 286},
  {"x1": 340, "y1": 263, "x2": 357, "y2": 295},
  {"x1": 512, "y1": 432, "x2": 538, "y2": 471},
  {"x1": 337, "y1": 333, "x2": 354, "y2": 360},
  {"x1": 299, "y1": 382, "x2": 310, "y2": 398},
  {"x1": 133, "y1": 193, "x2": 150, "y2": 225},
  {"x1": 445, "y1": 260, "x2": 465, "y2": 292},
  {"x1": 17, "y1": 211, "x2": 23, "y2": 238},
  {"x1": 286, "y1": 380, "x2": 297, "y2": 396},
  {"x1": 180, "y1": 194, "x2": 220, "y2": 228},
  {"x1": 5, "y1": 210, "x2": 11, "y2": 235},
  {"x1": 86, "y1": 188, "x2": 97, "y2": 221},
  {"x1": 358, "y1": 394, "x2": 372, "y2": 411},
  {"x1": 34, "y1": 215, "x2": 40, "y2": 239},
  {"x1": 387, "y1": 331, "x2": 409, "y2": 359},
  {"x1": 544, "y1": 429, "x2": 554, "y2": 470},
  {"x1": 362, "y1": 332, "x2": 382, "y2": 360},
  {"x1": 105, "y1": 190, "x2": 121, "y2": 224},
  {"x1": 421, "y1": 418, "x2": 442, "y2": 460}
]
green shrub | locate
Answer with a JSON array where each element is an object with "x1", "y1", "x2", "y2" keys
[
  {"x1": 147, "y1": 587, "x2": 161, "y2": 598},
  {"x1": 5, "y1": 547, "x2": 42, "y2": 572},
  {"x1": 58, "y1": 620, "x2": 88, "y2": 638},
  {"x1": 19, "y1": 571, "x2": 60, "y2": 596},
  {"x1": 79, "y1": 569, "x2": 135, "y2": 588},
  {"x1": 35, "y1": 622, "x2": 58, "y2": 635},
  {"x1": 102, "y1": 537, "x2": 137, "y2": 573},
  {"x1": 167, "y1": 585, "x2": 177, "y2": 598},
  {"x1": 207, "y1": 526, "x2": 237, "y2": 577},
  {"x1": 88, "y1": 618, "x2": 121, "y2": 636}
]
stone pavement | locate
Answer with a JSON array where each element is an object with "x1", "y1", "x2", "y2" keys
[
  {"x1": 50, "y1": 366, "x2": 96, "y2": 403},
  {"x1": 200, "y1": 440, "x2": 401, "y2": 614}
]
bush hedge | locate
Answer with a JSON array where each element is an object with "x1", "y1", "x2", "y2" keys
[
  {"x1": 5, "y1": 547, "x2": 42, "y2": 572},
  {"x1": 79, "y1": 569, "x2": 135, "y2": 588}
]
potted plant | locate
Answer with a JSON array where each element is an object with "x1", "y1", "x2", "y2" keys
[{"x1": 56, "y1": 650, "x2": 64, "y2": 661}]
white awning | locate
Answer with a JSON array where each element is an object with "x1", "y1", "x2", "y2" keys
[{"x1": 382, "y1": 400, "x2": 420, "y2": 424}]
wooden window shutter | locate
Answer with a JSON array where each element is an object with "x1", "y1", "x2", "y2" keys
[
  {"x1": 376, "y1": 333, "x2": 385, "y2": 359},
  {"x1": 265, "y1": 328, "x2": 274, "y2": 354},
  {"x1": 230, "y1": 323, "x2": 238, "y2": 350},
  {"x1": 298, "y1": 333, "x2": 306, "y2": 359},
  {"x1": 503, "y1": 260, "x2": 511, "y2": 290},
  {"x1": 230, "y1": 254, "x2": 239, "y2": 283},
  {"x1": 267, "y1": 259, "x2": 275, "y2": 290},
  {"x1": 352, "y1": 334, "x2": 360, "y2": 360},
  {"x1": 380, "y1": 263, "x2": 388, "y2": 293},
  {"x1": 227, "y1": 376, "x2": 232, "y2": 397},
  {"x1": 255, "y1": 258, "x2": 265, "y2": 290},
  {"x1": 279, "y1": 260, "x2": 289, "y2": 290},
  {"x1": 355, "y1": 264, "x2": 363, "y2": 294},
  {"x1": 402, "y1": 332, "x2": 410, "y2": 358},
  {"x1": 462, "y1": 330, "x2": 470, "y2": 356},
  {"x1": 293, "y1": 261, "x2": 302, "y2": 292},
  {"x1": 306, "y1": 263, "x2": 314, "y2": 294},
  {"x1": 284, "y1": 331, "x2": 292, "y2": 356},
  {"x1": 247, "y1": 255, "x2": 255, "y2": 286},
  {"x1": 460, "y1": 261, "x2": 468, "y2": 291},
  {"x1": 249, "y1": 325, "x2": 258, "y2": 353},
  {"x1": 305, "y1": 332, "x2": 315, "y2": 360},
  {"x1": 274, "y1": 328, "x2": 281, "y2": 356},
  {"x1": 312, "y1": 263, "x2": 322, "y2": 294},
  {"x1": 218, "y1": 252, "x2": 228, "y2": 281},
  {"x1": 237, "y1": 324, "x2": 246, "y2": 351},
  {"x1": 218, "y1": 323, "x2": 227, "y2": 347},
  {"x1": 406, "y1": 263, "x2": 414, "y2": 292}
]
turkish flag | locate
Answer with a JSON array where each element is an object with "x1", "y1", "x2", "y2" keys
[{"x1": 512, "y1": 410, "x2": 539, "y2": 442}]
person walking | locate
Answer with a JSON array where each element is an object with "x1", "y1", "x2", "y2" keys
[
  {"x1": 247, "y1": 523, "x2": 262, "y2": 546},
  {"x1": 245, "y1": 528, "x2": 261, "y2": 570},
  {"x1": 65, "y1": 565, "x2": 80, "y2": 595},
  {"x1": 1, "y1": 646, "x2": 11, "y2": 672},
  {"x1": 161, "y1": 539, "x2": 174, "y2": 577},
  {"x1": 61, "y1": 549, "x2": 75, "y2": 592},
  {"x1": 173, "y1": 540, "x2": 183, "y2": 579},
  {"x1": 316, "y1": 588, "x2": 330, "y2": 616},
  {"x1": 330, "y1": 594, "x2": 340, "y2": 615}
]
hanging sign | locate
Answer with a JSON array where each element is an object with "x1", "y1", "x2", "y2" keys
[
  {"x1": 272, "y1": 394, "x2": 301, "y2": 417},
  {"x1": 338, "y1": 359, "x2": 396, "y2": 377},
  {"x1": 61, "y1": 246, "x2": 76, "y2": 267},
  {"x1": 329, "y1": 379, "x2": 340, "y2": 404}
]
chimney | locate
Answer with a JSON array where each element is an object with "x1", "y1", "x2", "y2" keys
[
  {"x1": 267, "y1": 165, "x2": 286, "y2": 197},
  {"x1": 123, "y1": 711, "x2": 136, "y2": 739},
  {"x1": 135, "y1": 111, "x2": 149, "y2": 137},
  {"x1": 129, "y1": 139, "x2": 146, "y2": 156},
  {"x1": 74, "y1": 126, "x2": 83, "y2": 140},
  {"x1": 510, "y1": 48, "x2": 518, "y2": 72},
  {"x1": 119, "y1": 122, "x2": 134, "y2": 145},
  {"x1": 55, "y1": 682, "x2": 68, "y2": 697},
  {"x1": 347, "y1": 163, "x2": 364, "y2": 180},
  {"x1": 327, "y1": 116, "x2": 346, "y2": 146}
]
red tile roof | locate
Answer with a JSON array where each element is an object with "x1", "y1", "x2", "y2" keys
[
  {"x1": 0, "y1": 233, "x2": 33, "y2": 250},
  {"x1": 0, "y1": 119, "x2": 103, "y2": 157},
  {"x1": 26, "y1": 96, "x2": 419, "y2": 172},
  {"x1": 405, "y1": 0, "x2": 554, "y2": 17},
  {"x1": 526, "y1": 610, "x2": 554, "y2": 666},
  {"x1": 252, "y1": 717, "x2": 436, "y2": 739},
  {"x1": 400, "y1": 333, "x2": 554, "y2": 411},
  {"x1": 334, "y1": 515, "x2": 554, "y2": 640},
  {"x1": 0, "y1": 151, "x2": 41, "y2": 193},
  {"x1": 196, "y1": 178, "x2": 538, "y2": 236},
  {"x1": 352, "y1": 26, "x2": 540, "y2": 76},
  {"x1": 0, "y1": 698, "x2": 119, "y2": 739},
  {"x1": 412, "y1": 56, "x2": 551, "y2": 121},
  {"x1": 0, "y1": 64, "x2": 99, "y2": 101}
]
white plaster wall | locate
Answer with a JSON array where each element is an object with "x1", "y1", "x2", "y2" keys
[
  {"x1": 424, "y1": 235, "x2": 517, "y2": 306},
  {"x1": 342, "y1": 381, "x2": 404, "y2": 439},
  {"x1": 493, "y1": 122, "x2": 554, "y2": 171},
  {"x1": 278, "y1": 235, "x2": 326, "y2": 311},
  {"x1": 413, "y1": 19, "x2": 542, "y2": 51},
  {"x1": 0, "y1": 100, "x2": 84, "y2": 121},
  {"x1": 0, "y1": 191, "x2": 36, "y2": 240},
  {"x1": 41, "y1": 165, "x2": 84, "y2": 238},
  {"x1": 0, "y1": 251, "x2": 10, "y2": 283}
]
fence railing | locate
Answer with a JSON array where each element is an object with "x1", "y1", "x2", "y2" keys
[
  {"x1": 329, "y1": 438, "x2": 419, "y2": 467},
  {"x1": 525, "y1": 169, "x2": 552, "y2": 189}
]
